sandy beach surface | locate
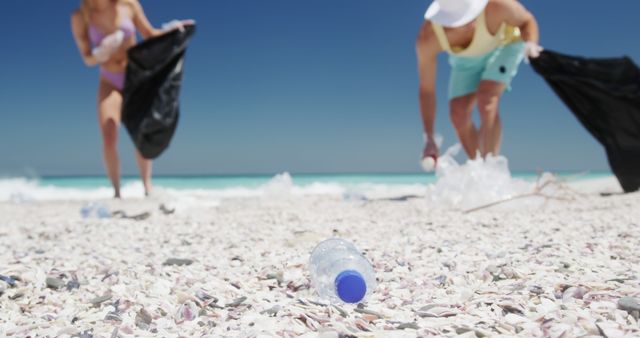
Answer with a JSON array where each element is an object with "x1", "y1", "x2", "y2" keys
[{"x1": 0, "y1": 177, "x2": 639, "y2": 337}]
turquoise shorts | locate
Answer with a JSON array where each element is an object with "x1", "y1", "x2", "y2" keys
[{"x1": 448, "y1": 42, "x2": 525, "y2": 99}]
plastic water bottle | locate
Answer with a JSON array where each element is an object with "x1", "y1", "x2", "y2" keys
[
  {"x1": 421, "y1": 156, "x2": 437, "y2": 172},
  {"x1": 95, "y1": 204, "x2": 111, "y2": 218},
  {"x1": 309, "y1": 238, "x2": 376, "y2": 304},
  {"x1": 342, "y1": 191, "x2": 368, "y2": 202},
  {"x1": 80, "y1": 203, "x2": 111, "y2": 219}
]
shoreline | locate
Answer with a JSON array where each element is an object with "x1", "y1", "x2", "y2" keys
[{"x1": 0, "y1": 176, "x2": 638, "y2": 336}]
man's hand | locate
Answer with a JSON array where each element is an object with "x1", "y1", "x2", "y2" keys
[{"x1": 524, "y1": 41, "x2": 543, "y2": 63}]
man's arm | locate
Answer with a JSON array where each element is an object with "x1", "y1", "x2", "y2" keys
[
  {"x1": 491, "y1": 0, "x2": 541, "y2": 58},
  {"x1": 493, "y1": 0, "x2": 539, "y2": 42},
  {"x1": 416, "y1": 22, "x2": 441, "y2": 140}
]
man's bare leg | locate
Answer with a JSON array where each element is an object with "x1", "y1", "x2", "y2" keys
[
  {"x1": 477, "y1": 81, "x2": 506, "y2": 157},
  {"x1": 449, "y1": 93, "x2": 479, "y2": 159}
]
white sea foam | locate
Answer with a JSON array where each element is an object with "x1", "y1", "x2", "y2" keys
[
  {"x1": 0, "y1": 163, "x2": 615, "y2": 208},
  {"x1": 0, "y1": 178, "x2": 147, "y2": 202},
  {"x1": 0, "y1": 174, "x2": 426, "y2": 203}
]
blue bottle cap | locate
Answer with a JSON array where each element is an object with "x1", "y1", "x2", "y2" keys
[{"x1": 335, "y1": 270, "x2": 367, "y2": 304}]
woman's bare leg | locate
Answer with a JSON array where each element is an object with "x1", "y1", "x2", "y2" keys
[
  {"x1": 135, "y1": 151, "x2": 152, "y2": 196},
  {"x1": 97, "y1": 81, "x2": 123, "y2": 198}
]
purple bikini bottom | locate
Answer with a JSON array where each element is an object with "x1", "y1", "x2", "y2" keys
[{"x1": 100, "y1": 68, "x2": 125, "y2": 91}]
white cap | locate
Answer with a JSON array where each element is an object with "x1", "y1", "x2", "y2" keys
[{"x1": 424, "y1": 0, "x2": 489, "y2": 28}]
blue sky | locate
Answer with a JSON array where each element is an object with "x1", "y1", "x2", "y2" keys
[{"x1": 0, "y1": 0, "x2": 639, "y2": 176}]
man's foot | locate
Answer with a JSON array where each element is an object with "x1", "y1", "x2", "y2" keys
[{"x1": 421, "y1": 139, "x2": 439, "y2": 172}]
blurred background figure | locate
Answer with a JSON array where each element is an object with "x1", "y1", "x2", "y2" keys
[
  {"x1": 71, "y1": 0, "x2": 188, "y2": 197},
  {"x1": 416, "y1": 0, "x2": 541, "y2": 169}
]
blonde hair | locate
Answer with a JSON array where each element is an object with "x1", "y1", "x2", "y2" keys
[
  {"x1": 79, "y1": 0, "x2": 91, "y2": 23},
  {"x1": 79, "y1": 0, "x2": 124, "y2": 23}
]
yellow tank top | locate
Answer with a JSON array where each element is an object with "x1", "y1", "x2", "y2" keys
[{"x1": 431, "y1": 10, "x2": 522, "y2": 57}]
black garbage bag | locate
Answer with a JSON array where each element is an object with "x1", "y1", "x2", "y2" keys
[
  {"x1": 121, "y1": 24, "x2": 196, "y2": 159},
  {"x1": 531, "y1": 50, "x2": 640, "y2": 193}
]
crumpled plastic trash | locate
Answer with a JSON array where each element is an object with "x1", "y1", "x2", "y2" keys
[{"x1": 426, "y1": 143, "x2": 534, "y2": 210}]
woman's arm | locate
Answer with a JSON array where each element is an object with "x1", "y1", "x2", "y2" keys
[
  {"x1": 126, "y1": 0, "x2": 162, "y2": 39},
  {"x1": 71, "y1": 10, "x2": 100, "y2": 66}
]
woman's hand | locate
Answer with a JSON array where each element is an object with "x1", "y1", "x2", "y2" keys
[
  {"x1": 161, "y1": 19, "x2": 195, "y2": 33},
  {"x1": 92, "y1": 30, "x2": 125, "y2": 63}
]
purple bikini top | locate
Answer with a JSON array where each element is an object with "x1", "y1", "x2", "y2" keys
[{"x1": 88, "y1": 16, "x2": 136, "y2": 47}]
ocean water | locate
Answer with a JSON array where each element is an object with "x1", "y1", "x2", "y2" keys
[
  {"x1": 0, "y1": 171, "x2": 613, "y2": 202},
  {"x1": 40, "y1": 173, "x2": 437, "y2": 190}
]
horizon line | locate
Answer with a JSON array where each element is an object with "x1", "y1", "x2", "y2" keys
[{"x1": 0, "y1": 170, "x2": 614, "y2": 179}]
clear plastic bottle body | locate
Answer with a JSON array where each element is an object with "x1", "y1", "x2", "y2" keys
[
  {"x1": 80, "y1": 202, "x2": 111, "y2": 219},
  {"x1": 309, "y1": 238, "x2": 376, "y2": 304}
]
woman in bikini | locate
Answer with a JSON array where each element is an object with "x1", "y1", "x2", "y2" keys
[{"x1": 71, "y1": 0, "x2": 187, "y2": 197}]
